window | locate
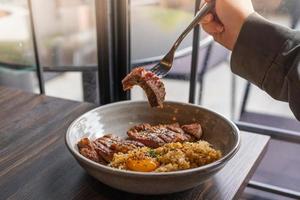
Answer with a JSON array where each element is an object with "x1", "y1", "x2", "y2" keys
[
  {"x1": 32, "y1": 0, "x2": 97, "y2": 101},
  {"x1": 0, "y1": 0, "x2": 37, "y2": 92}
]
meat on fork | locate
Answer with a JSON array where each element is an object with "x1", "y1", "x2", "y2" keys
[{"x1": 122, "y1": 67, "x2": 166, "y2": 108}]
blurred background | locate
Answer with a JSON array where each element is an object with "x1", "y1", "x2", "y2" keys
[{"x1": 0, "y1": 0, "x2": 299, "y2": 199}]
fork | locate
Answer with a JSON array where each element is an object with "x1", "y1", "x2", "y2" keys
[{"x1": 150, "y1": 1, "x2": 215, "y2": 77}]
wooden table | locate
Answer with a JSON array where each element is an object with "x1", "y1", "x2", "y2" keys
[{"x1": 0, "y1": 86, "x2": 270, "y2": 200}]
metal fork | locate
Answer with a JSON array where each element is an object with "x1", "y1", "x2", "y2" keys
[{"x1": 150, "y1": 1, "x2": 215, "y2": 77}]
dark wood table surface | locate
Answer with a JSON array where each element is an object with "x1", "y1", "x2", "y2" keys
[{"x1": 0, "y1": 86, "x2": 270, "y2": 200}]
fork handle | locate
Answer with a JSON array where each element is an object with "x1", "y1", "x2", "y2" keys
[{"x1": 172, "y1": 1, "x2": 215, "y2": 50}]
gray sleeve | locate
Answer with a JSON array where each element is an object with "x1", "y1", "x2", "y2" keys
[{"x1": 231, "y1": 12, "x2": 300, "y2": 120}]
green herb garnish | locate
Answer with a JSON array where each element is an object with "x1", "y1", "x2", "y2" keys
[{"x1": 148, "y1": 149, "x2": 157, "y2": 158}]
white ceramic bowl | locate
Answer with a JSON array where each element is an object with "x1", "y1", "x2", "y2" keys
[{"x1": 66, "y1": 101, "x2": 240, "y2": 194}]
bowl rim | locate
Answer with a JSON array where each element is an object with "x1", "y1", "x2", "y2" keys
[{"x1": 65, "y1": 100, "x2": 240, "y2": 176}]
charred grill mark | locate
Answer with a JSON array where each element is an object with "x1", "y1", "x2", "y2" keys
[
  {"x1": 77, "y1": 138, "x2": 106, "y2": 164},
  {"x1": 93, "y1": 140, "x2": 114, "y2": 162},
  {"x1": 79, "y1": 134, "x2": 147, "y2": 163},
  {"x1": 127, "y1": 123, "x2": 200, "y2": 147},
  {"x1": 127, "y1": 129, "x2": 165, "y2": 148}
]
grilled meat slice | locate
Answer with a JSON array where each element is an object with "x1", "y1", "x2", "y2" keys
[
  {"x1": 163, "y1": 123, "x2": 193, "y2": 141},
  {"x1": 154, "y1": 124, "x2": 192, "y2": 142},
  {"x1": 77, "y1": 138, "x2": 105, "y2": 164},
  {"x1": 127, "y1": 124, "x2": 166, "y2": 148},
  {"x1": 127, "y1": 123, "x2": 194, "y2": 148},
  {"x1": 78, "y1": 123, "x2": 203, "y2": 164},
  {"x1": 110, "y1": 140, "x2": 145, "y2": 153},
  {"x1": 91, "y1": 134, "x2": 145, "y2": 162},
  {"x1": 164, "y1": 123, "x2": 185, "y2": 134},
  {"x1": 181, "y1": 123, "x2": 203, "y2": 139},
  {"x1": 93, "y1": 137, "x2": 115, "y2": 162},
  {"x1": 122, "y1": 67, "x2": 165, "y2": 108}
]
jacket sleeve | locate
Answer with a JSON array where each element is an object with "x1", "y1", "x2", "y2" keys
[{"x1": 231, "y1": 12, "x2": 300, "y2": 120}]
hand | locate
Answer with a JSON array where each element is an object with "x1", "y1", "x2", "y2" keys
[{"x1": 200, "y1": 0, "x2": 254, "y2": 50}]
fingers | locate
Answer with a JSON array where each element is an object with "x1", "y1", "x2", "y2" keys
[
  {"x1": 200, "y1": 13, "x2": 214, "y2": 24},
  {"x1": 200, "y1": 12, "x2": 224, "y2": 34},
  {"x1": 201, "y1": 20, "x2": 224, "y2": 34}
]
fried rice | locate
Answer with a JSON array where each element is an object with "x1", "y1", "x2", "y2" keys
[{"x1": 109, "y1": 140, "x2": 222, "y2": 172}]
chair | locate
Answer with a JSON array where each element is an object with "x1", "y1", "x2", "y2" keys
[{"x1": 239, "y1": 82, "x2": 300, "y2": 132}]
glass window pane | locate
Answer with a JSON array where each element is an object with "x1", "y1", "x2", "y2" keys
[
  {"x1": 44, "y1": 72, "x2": 83, "y2": 101},
  {"x1": 31, "y1": 0, "x2": 97, "y2": 102},
  {"x1": 32, "y1": 0, "x2": 97, "y2": 66},
  {"x1": 131, "y1": 0, "x2": 195, "y2": 61},
  {"x1": 0, "y1": 0, "x2": 38, "y2": 93}
]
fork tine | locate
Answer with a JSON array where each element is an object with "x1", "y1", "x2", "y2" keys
[
  {"x1": 156, "y1": 71, "x2": 163, "y2": 77},
  {"x1": 151, "y1": 64, "x2": 159, "y2": 71},
  {"x1": 150, "y1": 65, "x2": 160, "y2": 74},
  {"x1": 153, "y1": 68, "x2": 160, "y2": 74},
  {"x1": 150, "y1": 61, "x2": 169, "y2": 77},
  {"x1": 150, "y1": 67, "x2": 165, "y2": 77}
]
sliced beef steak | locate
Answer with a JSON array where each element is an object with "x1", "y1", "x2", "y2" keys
[
  {"x1": 122, "y1": 67, "x2": 165, "y2": 108},
  {"x1": 110, "y1": 140, "x2": 145, "y2": 154},
  {"x1": 78, "y1": 123, "x2": 203, "y2": 164},
  {"x1": 77, "y1": 138, "x2": 105, "y2": 164},
  {"x1": 127, "y1": 123, "x2": 194, "y2": 148},
  {"x1": 181, "y1": 123, "x2": 203, "y2": 139},
  {"x1": 127, "y1": 124, "x2": 166, "y2": 148},
  {"x1": 78, "y1": 134, "x2": 145, "y2": 163},
  {"x1": 93, "y1": 134, "x2": 120, "y2": 162}
]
